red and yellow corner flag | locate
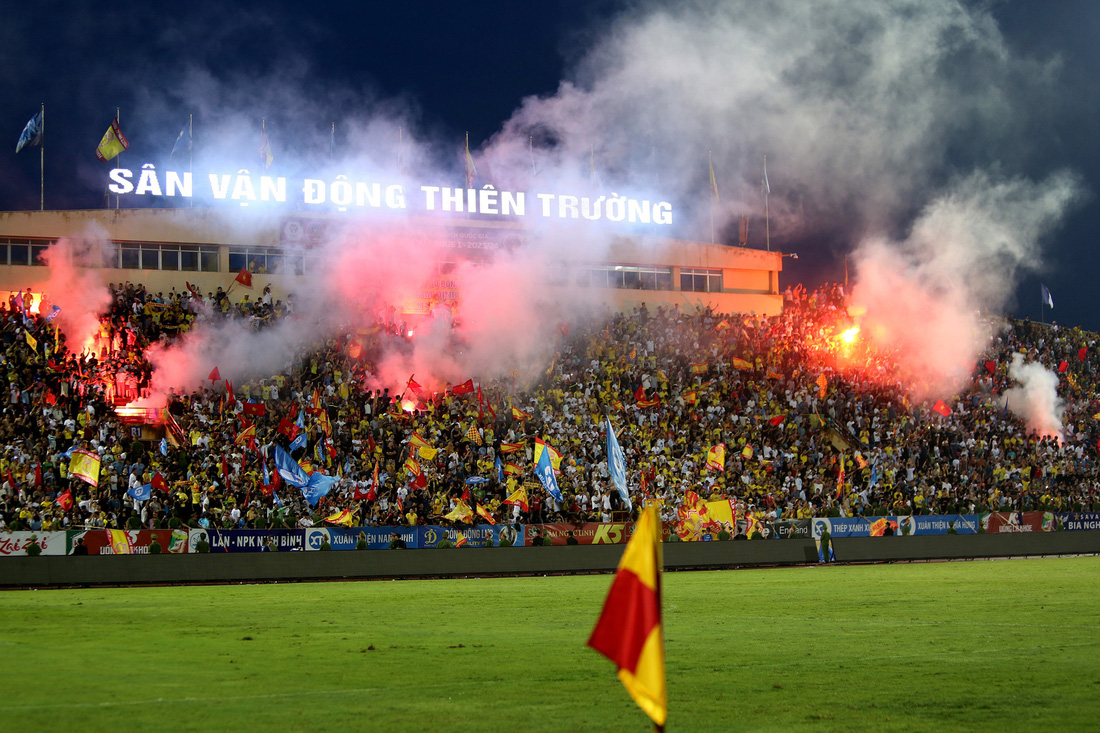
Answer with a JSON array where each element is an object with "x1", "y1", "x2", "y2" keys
[{"x1": 587, "y1": 505, "x2": 667, "y2": 728}]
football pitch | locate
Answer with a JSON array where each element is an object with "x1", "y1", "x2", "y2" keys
[{"x1": 1, "y1": 557, "x2": 1097, "y2": 732}]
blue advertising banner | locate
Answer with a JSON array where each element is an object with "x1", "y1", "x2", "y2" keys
[
  {"x1": 1059, "y1": 512, "x2": 1100, "y2": 531},
  {"x1": 304, "y1": 526, "x2": 415, "y2": 551},
  {"x1": 417, "y1": 524, "x2": 524, "y2": 548},
  {"x1": 188, "y1": 528, "x2": 305, "y2": 552},
  {"x1": 814, "y1": 514, "x2": 981, "y2": 538}
]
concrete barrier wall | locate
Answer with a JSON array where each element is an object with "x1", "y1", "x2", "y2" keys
[{"x1": 1, "y1": 532, "x2": 1097, "y2": 587}]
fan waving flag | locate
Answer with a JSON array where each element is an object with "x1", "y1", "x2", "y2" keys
[
  {"x1": 588, "y1": 505, "x2": 666, "y2": 728},
  {"x1": 535, "y1": 442, "x2": 564, "y2": 503},
  {"x1": 95, "y1": 118, "x2": 129, "y2": 162},
  {"x1": 235, "y1": 268, "x2": 253, "y2": 288},
  {"x1": 606, "y1": 417, "x2": 631, "y2": 510},
  {"x1": 931, "y1": 399, "x2": 952, "y2": 417},
  {"x1": 16, "y1": 110, "x2": 43, "y2": 153}
]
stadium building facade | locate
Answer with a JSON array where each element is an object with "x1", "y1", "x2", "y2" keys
[{"x1": 0, "y1": 208, "x2": 783, "y2": 317}]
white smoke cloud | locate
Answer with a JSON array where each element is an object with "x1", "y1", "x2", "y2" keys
[
  {"x1": 1003, "y1": 352, "x2": 1064, "y2": 440},
  {"x1": 41, "y1": 0, "x2": 1086, "y2": 401}
]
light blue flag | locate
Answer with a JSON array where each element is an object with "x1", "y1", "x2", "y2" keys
[
  {"x1": 159, "y1": 438, "x2": 168, "y2": 456},
  {"x1": 495, "y1": 455, "x2": 503, "y2": 483},
  {"x1": 535, "y1": 444, "x2": 563, "y2": 503},
  {"x1": 1041, "y1": 283, "x2": 1053, "y2": 309},
  {"x1": 605, "y1": 417, "x2": 631, "y2": 510},
  {"x1": 128, "y1": 483, "x2": 152, "y2": 502},
  {"x1": 289, "y1": 431, "x2": 307, "y2": 453},
  {"x1": 170, "y1": 122, "x2": 191, "y2": 159},
  {"x1": 301, "y1": 472, "x2": 337, "y2": 507},
  {"x1": 16, "y1": 111, "x2": 43, "y2": 153},
  {"x1": 465, "y1": 476, "x2": 489, "y2": 485},
  {"x1": 274, "y1": 445, "x2": 310, "y2": 488},
  {"x1": 262, "y1": 459, "x2": 271, "y2": 486}
]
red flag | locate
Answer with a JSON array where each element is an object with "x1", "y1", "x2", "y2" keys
[
  {"x1": 277, "y1": 418, "x2": 294, "y2": 436},
  {"x1": 45, "y1": 392, "x2": 56, "y2": 406},
  {"x1": 242, "y1": 402, "x2": 266, "y2": 417},
  {"x1": 452, "y1": 379, "x2": 475, "y2": 395},
  {"x1": 634, "y1": 385, "x2": 646, "y2": 401},
  {"x1": 208, "y1": 366, "x2": 221, "y2": 383},
  {"x1": 222, "y1": 454, "x2": 230, "y2": 489},
  {"x1": 985, "y1": 361, "x2": 996, "y2": 376},
  {"x1": 461, "y1": 485, "x2": 470, "y2": 501},
  {"x1": 226, "y1": 380, "x2": 234, "y2": 404},
  {"x1": 931, "y1": 399, "x2": 952, "y2": 417},
  {"x1": 57, "y1": 489, "x2": 73, "y2": 512},
  {"x1": 1079, "y1": 347, "x2": 1088, "y2": 362},
  {"x1": 1058, "y1": 360, "x2": 1069, "y2": 373},
  {"x1": 34, "y1": 462, "x2": 42, "y2": 488},
  {"x1": 235, "y1": 268, "x2": 253, "y2": 288},
  {"x1": 768, "y1": 414, "x2": 786, "y2": 427},
  {"x1": 410, "y1": 473, "x2": 427, "y2": 490},
  {"x1": 6, "y1": 468, "x2": 16, "y2": 491},
  {"x1": 152, "y1": 472, "x2": 169, "y2": 493},
  {"x1": 407, "y1": 377, "x2": 424, "y2": 395},
  {"x1": 366, "y1": 460, "x2": 379, "y2": 501}
]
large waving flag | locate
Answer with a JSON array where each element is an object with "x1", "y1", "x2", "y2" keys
[
  {"x1": 503, "y1": 486, "x2": 529, "y2": 512},
  {"x1": 127, "y1": 483, "x2": 152, "y2": 502},
  {"x1": 16, "y1": 110, "x2": 43, "y2": 153},
  {"x1": 535, "y1": 442, "x2": 563, "y2": 503},
  {"x1": 289, "y1": 431, "x2": 308, "y2": 453},
  {"x1": 69, "y1": 449, "x2": 102, "y2": 487},
  {"x1": 105, "y1": 529, "x2": 134, "y2": 555},
  {"x1": 706, "y1": 443, "x2": 726, "y2": 471},
  {"x1": 606, "y1": 417, "x2": 631, "y2": 510},
  {"x1": 588, "y1": 505, "x2": 666, "y2": 728},
  {"x1": 274, "y1": 445, "x2": 310, "y2": 487},
  {"x1": 95, "y1": 117, "x2": 129, "y2": 162},
  {"x1": 301, "y1": 472, "x2": 337, "y2": 507}
]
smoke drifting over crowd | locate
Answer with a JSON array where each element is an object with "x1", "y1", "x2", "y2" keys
[{"x1": 40, "y1": 1, "x2": 1086, "y2": 404}]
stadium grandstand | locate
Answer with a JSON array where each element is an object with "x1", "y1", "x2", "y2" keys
[{"x1": 0, "y1": 206, "x2": 1097, "y2": 556}]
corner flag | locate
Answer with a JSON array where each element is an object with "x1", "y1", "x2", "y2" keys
[{"x1": 588, "y1": 505, "x2": 667, "y2": 728}]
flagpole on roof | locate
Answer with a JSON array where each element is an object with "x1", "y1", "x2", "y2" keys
[
  {"x1": 39, "y1": 103, "x2": 44, "y2": 211},
  {"x1": 763, "y1": 154, "x2": 770, "y2": 252},
  {"x1": 708, "y1": 150, "x2": 716, "y2": 245},
  {"x1": 189, "y1": 113, "x2": 193, "y2": 208},
  {"x1": 116, "y1": 107, "x2": 121, "y2": 210}
]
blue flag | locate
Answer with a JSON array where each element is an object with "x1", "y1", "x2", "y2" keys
[
  {"x1": 170, "y1": 122, "x2": 191, "y2": 159},
  {"x1": 128, "y1": 483, "x2": 152, "y2": 502},
  {"x1": 289, "y1": 431, "x2": 307, "y2": 453},
  {"x1": 465, "y1": 476, "x2": 489, "y2": 485},
  {"x1": 301, "y1": 472, "x2": 337, "y2": 507},
  {"x1": 159, "y1": 438, "x2": 168, "y2": 456},
  {"x1": 274, "y1": 445, "x2": 310, "y2": 488},
  {"x1": 535, "y1": 443, "x2": 563, "y2": 503},
  {"x1": 495, "y1": 455, "x2": 503, "y2": 483},
  {"x1": 605, "y1": 417, "x2": 631, "y2": 510},
  {"x1": 1041, "y1": 283, "x2": 1053, "y2": 309},
  {"x1": 262, "y1": 459, "x2": 271, "y2": 487},
  {"x1": 16, "y1": 111, "x2": 43, "y2": 153},
  {"x1": 44, "y1": 305, "x2": 61, "y2": 322}
]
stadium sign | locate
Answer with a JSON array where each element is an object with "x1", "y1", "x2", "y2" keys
[{"x1": 107, "y1": 165, "x2": 674, "y2": 226}]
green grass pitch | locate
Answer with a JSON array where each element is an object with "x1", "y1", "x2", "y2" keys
[{"x1": 1, "y1": 557, "x2": 1097, "y2": 731}]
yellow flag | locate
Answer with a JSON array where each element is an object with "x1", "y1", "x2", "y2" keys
[
  {"x1": 418, "y1": 446, "x2": 439, "y2": 461},
  {"x1": 24, "y1": 331, "x2": 37, "y2": 351},
  {"x1": 95, "y1": 118, "x2": 129, "y2": 162}
]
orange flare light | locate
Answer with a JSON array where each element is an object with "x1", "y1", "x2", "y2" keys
[{"x1": 841, "y1": 327, "x2": 860, "y2": 344}]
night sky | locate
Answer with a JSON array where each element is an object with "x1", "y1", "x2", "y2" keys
[{"x1": 2, "y1": 1, "x2": 1098, "y2": 331}]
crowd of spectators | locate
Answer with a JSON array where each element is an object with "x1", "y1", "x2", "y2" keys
[{"x1": 1, "y1": 277, "x2": 1099, "y2": 537}]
